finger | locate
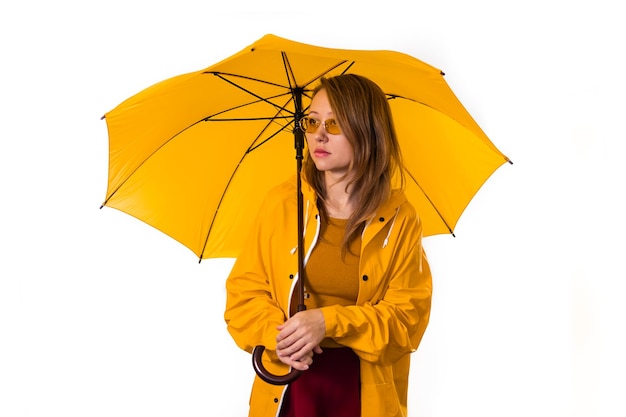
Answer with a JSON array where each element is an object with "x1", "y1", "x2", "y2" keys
[
  {"x1": 285, "y1": 342, "x2": 319, "y2": 362},
  {"x1": 277, "y1": 339, "x2": 307, "y2": 358},
  {"x1": 275, "y1": 321, "x2": 299, "y2": 343},
  {"x1": 279, "y1": 353, "x2": 311, "y2": 371},
  {"x1": 277, "y1": 355, "x2": 309, "y2": 371},
  {"x1": 291, "y1": 361, "x2": 309, "y2": 371},
  {"x1": 276, "y1": 328, "x2": 307, "y2": 351}
]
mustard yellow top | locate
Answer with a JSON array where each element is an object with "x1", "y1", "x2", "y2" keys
[{"x1": 305, "y1": 217, "x2": 360, "y2": 347}]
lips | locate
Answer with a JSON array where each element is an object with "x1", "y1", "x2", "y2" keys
[{"x1": 314, "y1": 148, "x2": 330, "y2": 157}]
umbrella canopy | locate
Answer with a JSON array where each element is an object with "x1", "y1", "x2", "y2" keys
[{"x1": 101, "y1": 34, "x2": 510, "y2": 260}]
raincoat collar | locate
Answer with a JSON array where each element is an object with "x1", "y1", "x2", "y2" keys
[
  {"x1": 300, "y1": 177, "x2": 408, "y2": 247},
  {"x1": 301, "y1": 179, "x2": 407, "y2": 217}
]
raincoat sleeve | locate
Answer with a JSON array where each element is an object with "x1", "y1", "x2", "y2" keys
[
  {"x1": 320, "y1": 206, "x2": 432, "y2": 365},
  {"x1": 224, "y1": 193, "x2": 288, "y2": 356}
]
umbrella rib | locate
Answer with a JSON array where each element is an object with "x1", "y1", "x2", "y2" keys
[
  {"x1": 101, "y1": 118, "x2": 211, "y2": 206},
  {"x1": 280, "y1": 50, "x2": 356, "y2": 96},
  {"x1": 202, "y1": 93, "x2": 295, "y2": 121},
  {"x1": 279, "y1": 52, "x2": 357, "y2": 118},
  {"x1": 206, "y1": 72, "x2": 295, "y2": 115},
  {"x1": 102, "y1": 115, "x2": 293, "y2": 207},
  {"x1": 387, "y1": 94, "x2": 510, "y2": 164},
  {"x1": 199, "y1": 151, "x2": 247, "y2": 260},
  {"x1": 202, "y1": 90, "x2": 298, "y2": 152},
  {"x1": 203, "y1": 71, "x2": 287, "y2": 89},
  {"x1": 248, "y1": 120, "x2": 294, "y2": 152},
  {"x1": 405, "y1": 170, "x2": 456, "y2": 237},
  {"x1": 281, "y1": 51, "x2": 298, "y2": 92},
  {"x1": 199, "y1": 98, "x2": 297, "y2": 259},
  {"x1": 385, "y1": 94, "x2": 435, "y2": 113},
  {"x1": 305, "y1": 60, "x2": 355, "y2": 87},
  {"x1": 203, "y1": 115, "x2": 293, "y2": 122},
  {"x1": 198, "y1": 122, "x2": 295, "y2": 259}
]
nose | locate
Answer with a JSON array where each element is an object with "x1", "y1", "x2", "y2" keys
[{"x1": 314, "y1": 126, "x2": 328, "y2": 142}]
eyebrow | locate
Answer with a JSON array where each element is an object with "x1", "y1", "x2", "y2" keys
[{"x1": 307, "y1": 111, "x2": 335, "y2": 117}]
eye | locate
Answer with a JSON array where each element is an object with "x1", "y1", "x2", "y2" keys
[
  {"x1": 326, "y1": 119, "x2": 338, "y2": 128},
  {"x1": 308, "y1": 118, "x2": 321, "y2": 127}
]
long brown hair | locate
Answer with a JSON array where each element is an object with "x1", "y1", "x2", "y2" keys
[{"x1": 303, "y1": 74, "x2": 405, "y2": 254}]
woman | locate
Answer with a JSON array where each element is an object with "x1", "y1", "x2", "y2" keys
[{"x1": 224, "y1": 74, "x2": 432, "y2": 417}]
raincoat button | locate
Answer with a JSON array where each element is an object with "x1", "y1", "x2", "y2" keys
[
  {"x1": 379, "y1": 217, "x2": 385, "y2": 222},
  {"x1": 289, "y1": 274, "x2": 294, "y2": 279},
  {"x1": 274, "y1": 398, "x2": 279, "y2": 403},
  {"x1": 362, "y1": 275, "x2": 369, "y2": 281}
]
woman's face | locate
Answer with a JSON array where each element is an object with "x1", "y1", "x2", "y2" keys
[{"x1": 305, "y1": 89, "x2": 354, "y2": 180}]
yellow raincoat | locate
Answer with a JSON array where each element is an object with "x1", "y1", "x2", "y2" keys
[{"x1": 225, "y1": 177, "x2": 432, "y2": 417}]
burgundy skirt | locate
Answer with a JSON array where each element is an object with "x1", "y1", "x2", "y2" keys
[{"x1": 278, "y1": 347, "x2": 361, "y2": 417}]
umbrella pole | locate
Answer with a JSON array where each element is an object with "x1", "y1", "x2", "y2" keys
[
  {"x1": 293, "y1": 89, "x2": 307, "y2": 315},
  {"x1": 251, "y1": 88, "x2": 306, "y2": 385}
]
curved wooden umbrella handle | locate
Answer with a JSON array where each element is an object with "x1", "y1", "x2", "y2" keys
[{"x1": 252, "y1": 345, "x2": 302, "y2": 385}]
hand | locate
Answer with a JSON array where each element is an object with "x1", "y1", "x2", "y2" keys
[{"x1": 275, "y1": 309, "x2": 325, "y2": 371}]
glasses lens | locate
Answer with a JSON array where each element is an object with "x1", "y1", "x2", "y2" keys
[
  {"x1": 324, "y1": 119, "x2": 341, "y2": 135},
  {"x1": 300, "y1": 117, "x2": 341, "y2": 134},
  {"x1": 300, "y1": 117, "x2": 315, "y2": 133}
]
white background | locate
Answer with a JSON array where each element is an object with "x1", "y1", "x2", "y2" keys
[{"x1": 1, "y1": 1, "x2": 625, "y2": 416}]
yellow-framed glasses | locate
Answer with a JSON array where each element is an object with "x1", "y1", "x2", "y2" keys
[{"x1": 299, "y1": 117, "x2": 342, "y2": 135}]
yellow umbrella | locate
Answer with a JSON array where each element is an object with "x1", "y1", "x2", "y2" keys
[
  {"x1": 102, "y1": 33, "x2": 511, "y2": 384},
  {"x1": 101, "y1": 34, "x2": 510, "y2": 262}
]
